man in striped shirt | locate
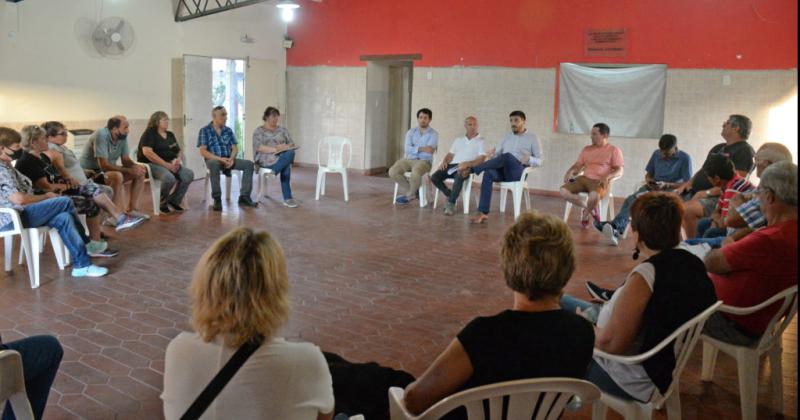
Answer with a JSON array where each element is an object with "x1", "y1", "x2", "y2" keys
[{"x1": 693, "y1": 154, "x2": 754, "y2": 240}]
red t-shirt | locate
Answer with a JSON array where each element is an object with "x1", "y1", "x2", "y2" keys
[{"x1": 710, "y1": 220, "x2": 798, "y2": 336}]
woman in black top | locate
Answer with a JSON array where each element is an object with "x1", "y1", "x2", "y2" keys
[{"x1": 137, "y1": 111, "x2": 194, "y2": 214}]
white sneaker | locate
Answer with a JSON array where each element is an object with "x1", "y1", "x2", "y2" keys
[
  {"x1": 282, "y1": 199, "x2": 299, "y2": 208},
  {"x1": 71, "y1": 264, "x2": 109, "y2": 277},
  {"x1": 602, "y1": 223, "x2": 619, "y2": 246}
]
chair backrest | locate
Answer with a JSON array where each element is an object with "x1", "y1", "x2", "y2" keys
[
  {"x1": 519, "y1": 166, "x2": 535, "y2": 184},
  {"x1": 720, "y1": 285, "x2": 799, "y2": 353},
  {"x1": 0, "y1": 208, "x2": 24, "y2": 236},
  {"x1": 0, "y1": 350, "x2": 35, "y2": 420},
  {"x1": 398, "y1": 378, "x2": 601, "y2": 420},
  {"x1": 594, "y1": 301, "x2": 722, "y2": 405},
  {"x1": 318, "y1": 136, "x2": 352, "y2": 169}
]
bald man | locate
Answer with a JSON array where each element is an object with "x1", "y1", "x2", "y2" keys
[
  {"x1": 430, "y1": 116, "x2": 487, "y2": 215},
  {"x1": 80, "y1": 115, "x2": 149, "y2": 220}
]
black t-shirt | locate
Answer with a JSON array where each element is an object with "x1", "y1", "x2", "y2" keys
[
  {"x1": 138, "y1": 129, "x2": 181, "y2": 163},
  {"x1": 456, "y1": 309, "x2": 595, "y2": 391},
  {"x1": 14, "y1": 151, "x2": 48, "y2": 185},
  {"x1": 690, "y1": 141, "x2": 755, "y2": 191}
]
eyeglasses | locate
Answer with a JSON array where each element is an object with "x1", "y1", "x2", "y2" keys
[{"x1": 55, "y1": 131, "x2": 67, "y2": 137}]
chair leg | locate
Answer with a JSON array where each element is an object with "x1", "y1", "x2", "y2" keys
[
  {"x1": 433, "y1": 188, "x2": 439, "y2": 209},
  {"x1": 769, "y1": 345, "x2": 784, "y2": 414},
  {"x1": 315, "y1": 170, "x2": 324, "y2": 200},
  {"x1": 665, "y1": 389, "x2": 681, "y2": 420},
  {"x1": 523, "y1": 188, "x2": 531, "y2": 210},
  {"x1": 736, "y1": 351, "x2": 760, "y2": 420},
  {"x1": 419, "y1": 183, "x2": 427, "y2": 208},
  {"x1": 513, "y1": 186, "x2": 522, "y2": 219},
  {"x1": 341, "y1": 171, "x2": 348, "y2": 202},
  {"x1": 321, "y1": 172, "x2": 327, "y2": 196},
  {"x1": 48, "y1": 230, "x2": 67, "y2": 270},
  {"x1": 563, "y1": 201, "x2": 573, "y2": 222},
  {"x1": 4, "y1": 235, "x2": 12, "y2": 272},
  {"x1": 393, "y1": 183, "x2": 399, "y2": 204},
  {"x1": 204, "y1": 177, "x2": 211, "y2": 203},
  {"x1": 462, "y1": 182, "x2": 472, "y2": 214},
  {"x1": 499, "y1": 188, "x2": 508, "y2": 213},
  {"x1": 701, "y1": 341, "x2": 719, "y2": 381},
  {"x1": 152, "y1": 180, "x2": 161, "y2": 216},
  {"x1": 591, "y1": 401, "x2": 607, "y2": 420},
  {"x1": 607, "y1": 194, "x2": 616, "y2": 219},
  {"x1": 24, "y1": 231, "x2": 40, "y2": 288}
]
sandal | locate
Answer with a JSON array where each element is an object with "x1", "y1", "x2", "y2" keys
[{"x1": 470, "y1": 214, "x2": 489, "y2": 224}]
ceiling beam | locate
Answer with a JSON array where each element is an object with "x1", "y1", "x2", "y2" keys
[{"x1": 175, "y1": 0, "x2": 270, "y2": 22}]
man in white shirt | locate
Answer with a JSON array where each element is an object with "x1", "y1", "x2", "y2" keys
[{"x1": 430, "y1": 116, "x2": 487, "y2": 215}]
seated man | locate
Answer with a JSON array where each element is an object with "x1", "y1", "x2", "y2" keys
[
  {"x1": 198, "y1": 105, "x2": 258, "y2": 211},
  {"x1": 0, "y1": 334, "x2": 63, "y2": 420},
  {"x1": 0, "y1": 127, "x2": 108, "y2": 277},
  {"x1": 595, "y1": 134, "x2": 691, "y2": 245},
  {"x1": 468, "y1": 110, "x2": 542, "y2": 224},
  {"x1": 430, "y1": 116, "x2": 486, "y2": 216},
  {"x1": 689, "y1": 155, "x2": 754, "y2": 244},
  {"x1": 79, "y1": 115, "x2": 149, "y2": 221},
  {"x1": 559, "y1": 123, "x2": 623, "y2": 228},
  {"x1": 703, "y1": 161, "x2": 797, "y2": 346},
  {"x1": 723, "y1": 142, "x2": 793, "y2": 243},
  {"x1": 680, "y1": 114, "x2": 755, "y2": 236},
  {"x1": 389, "y1": 108, "x2": 438, "y2": 205}
]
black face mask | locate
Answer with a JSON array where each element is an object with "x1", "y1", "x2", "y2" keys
[{"x1": 6, "y1": 148, "x2": 23, "y2": 160}]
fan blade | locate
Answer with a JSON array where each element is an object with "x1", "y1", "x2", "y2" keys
[
  {"x1": 115, "y1": 19, "x2": 125, "y2": 33},
  {"x1": 116, "y1": 42, "x2": 126, "y2": 52}
]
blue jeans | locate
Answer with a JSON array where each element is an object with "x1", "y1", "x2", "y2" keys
[
  {"x1": 694, "y1": 217, "x2": 727, "y2": 246},
  {"x1": 471, "y1": 153, "x2": 526, "y2": 215},
  {"x1": 148, "y1": 164, "x2": 194, "y2": 205},
  {"x1": 262, "y1": 149, "x2": 295, "y2": 200},
  {"x1": 430, "y1": 164, "x2": 469, "y2": 205},
  {"x1": 0, "y1": 335, "x2": 63, "y2": 420},
  {"x1": 19, "y1": 197, "x2": 91, "y2": 268},
  {"x1": 608, "y1": 185, "x2": 650, "y2": 232}
]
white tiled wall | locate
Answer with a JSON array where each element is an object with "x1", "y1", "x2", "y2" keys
[{"x1": 288, "y1": 66, "x2": 798, "y2": 193}]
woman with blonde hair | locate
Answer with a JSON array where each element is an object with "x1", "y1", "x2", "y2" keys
[
  {"x1": 162, "y1": 228, "x2": 334, "y2": 420},
  {"x1": 137, "y1": 111, "x2": 194, "y2": 214}
]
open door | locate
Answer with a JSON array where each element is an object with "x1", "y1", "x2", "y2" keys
[{"x1": 183, "y1": 55, "x2": 212, "y2": 180}]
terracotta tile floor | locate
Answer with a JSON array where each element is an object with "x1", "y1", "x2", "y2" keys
[{"x1": 0, "y1": 167, "x2": 795, "y2": 420}]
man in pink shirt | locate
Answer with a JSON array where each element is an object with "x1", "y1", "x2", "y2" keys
[{"x1": 560, "y1": 123, "x2": 624, "y2": 227}]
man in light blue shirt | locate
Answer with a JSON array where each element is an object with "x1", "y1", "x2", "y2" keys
[
  {"x1": 389, "y1": 108, "x2": 438, "y2": 205},
  {"x1": 468, "y1": 110, "x2": 543, "y2": 224}
]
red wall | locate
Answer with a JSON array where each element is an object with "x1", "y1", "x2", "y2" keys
[{"x1": 287, "y1": 0, "x2": 797, "y2": 69}]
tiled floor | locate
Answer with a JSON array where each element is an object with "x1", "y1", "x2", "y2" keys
[{"x1": 0, "y1": 167, "x2": 795, "y2": 420}]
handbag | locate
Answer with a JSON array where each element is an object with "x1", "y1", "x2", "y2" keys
[{"x1": 180, "y1": 335, "x2": 264, "y2": 420}]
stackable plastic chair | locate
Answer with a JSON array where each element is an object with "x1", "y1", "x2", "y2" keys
[
  {"x1": 498, "y1": 166, "x2": 536, "y2": 219},
  {"x1": 563, "y1": 173, "x2": 621, "y2": 224},
  {"x1": 316, "y1": 136, "x2": 352, "y2": 202},
  {"x1": 592, "y1": 301, "x2": 722, "y2": 420},
  {"x1": 393, "y1": 172, "x2": 430, "y2": 208},
  {"x1": 256, "y1": 167, "x2": 276, "y2": 200},
  {"x1": 701, "y1": 286, "x2": 798, "y2": 420},
  {"x1": 1, "y1": 208, "x2": 68, "y2": 288},
  {"x1": 0, "y1": 349, "x2": 35, "y2": 420},
  {"x1": 389, "y1": 377, "x2": 601, "y2": 420},
  {"x1": 204, "y1": 167, "x2": 244, "y2": 203}
]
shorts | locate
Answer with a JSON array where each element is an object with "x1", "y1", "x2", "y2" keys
[{"x1": 560, "y1": 175, "x2": 607, "y2": 198}]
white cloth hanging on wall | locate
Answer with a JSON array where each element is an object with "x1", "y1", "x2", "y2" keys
[{"x1": 558, "y1": 63, "x2": 667, "y2": 139}]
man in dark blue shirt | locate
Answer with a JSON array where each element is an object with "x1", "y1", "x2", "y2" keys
[
  {"x1": 595, "y1": 134, "x2": 692, "y2": 245},
  {"x1": 197, "y1": 106, "x2": 257, "y2": 211}
]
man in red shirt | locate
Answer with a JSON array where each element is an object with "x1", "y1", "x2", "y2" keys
[{"x1": 703, "y1": 161, "x2": 797, "y2": 345}]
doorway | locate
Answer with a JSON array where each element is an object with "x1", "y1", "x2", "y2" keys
[{"x1": 362, "y1": 55, "x2": 418, "y2": 173}]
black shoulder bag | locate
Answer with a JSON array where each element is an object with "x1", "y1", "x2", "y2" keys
[{"x1": 180, "y1": 335, "x2": 264, "y2": 420}]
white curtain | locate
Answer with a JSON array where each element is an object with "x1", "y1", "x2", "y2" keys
[{"x1": 558, "y1": 63, "x2": 667, "y2": 138}]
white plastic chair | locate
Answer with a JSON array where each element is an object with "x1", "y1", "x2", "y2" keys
[
  {"x1": 0, "y1": 350, "x2": 35, "y2": 420},
  {"x1": 389, "y1": 377, "x2": 601, "y2": 420},
  {"x1": 432, "y1": 173, "x2": 475, "y2": 214},
  {"x1": 131, "y1": 151, "x2": 163, "y2": 216},
  {"x1": 204, "y1": 167, "x2": 243, "y2": 203},
  {"x1": 498, "y1": 166, "x2": 536, "y2": 219},
  {"x1": 592, "y1": 301, "x2": 722, "y2": 420},
  {"x1": 1, "y1": 208, "x2": 68, "y2": 289},
  {"x1": 316, "y1": 136, "x2": 352, "y2": 202},
  {"x1": 700, "y1": 286, "x2": 798, "y2": 420},
  {"x1": 563, "y1": 173, "x2": 621, "y2": 224},
  {"x1": 393, "y1": 172, "x2": 430, "y2": 208},
  {"x1": 255, "y1": 167, "x2": 276, "y2": 200}
]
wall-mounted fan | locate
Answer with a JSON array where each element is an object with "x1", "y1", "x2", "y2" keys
[{"x1": 91, "y1": 17, "x2": 135, "y2": 57}]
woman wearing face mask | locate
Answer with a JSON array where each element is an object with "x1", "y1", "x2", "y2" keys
[{"x1": 0, "y1": 126, "x2": 108, "y2": 277}]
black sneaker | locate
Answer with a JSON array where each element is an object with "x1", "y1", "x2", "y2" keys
[
  {"x1": 586, "y1": 281, "x2": 614, "y2": 302},
  {"x1": 238, "y1": 196, "x2": 258, "y2": 208},
  {"x1": 212, "y1": 199, "x2": 222, "y2": 211},
  {"x1": 89, "y1": 248, "x2": 119, "y2": 258},
  {"x1": 168, "y1": 202, "x2": 185, "y2": 213},
  {"x1": 159, "y1": 204, "x2": 173, "y2": 214}
]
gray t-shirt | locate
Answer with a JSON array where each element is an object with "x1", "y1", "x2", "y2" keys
[
  {"x1": 252, "y1": 126, "x2": 294, "y2": 167},
  {"x1": 0, "y1": 163, "x2": 33, "y2": 229},
  {"x1": 49, "y1": 143, "x2": 88, "y2": 183},
  {"x1": 80, "y1": 127, "x2": 130, "y2": 171},
  {"x1": 495, "y1": 131, "x2": 544, "y2": 167}
]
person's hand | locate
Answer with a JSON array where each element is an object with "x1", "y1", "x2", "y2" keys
[
  {"x1": 457, "y1": 162, "x2": 470, "y2": 172},
  {"x1": 225, "y1": 158, "x2": 235, "y2": 169},
  {"x1": 134, "y1": 165, "x2": 147, "y2": 177},
  {"x1": 721, "y1": 236, "x2": 736, "y2": 247},
  {"x1": 275, "y1": 144, "x2": 288, "y2": 152},
  {"x1": 519, "y1": 151, "x2": 530, "y2": 164},
  {"x1": 731, "y1": 193, "x2": 747, "y2": 206},
  {"x1": 485, "y1": 147, "x2": 496, "y2": 157},
  {"x1": 707, "y1": 187, "x2": 722, "y2": 197},
  {"x1": 438, "y1": 161, "x2": 449, "y2": 172},
  {"x1": 44, "y1": 192, "x2": 59, "y2": 199},
  {"x1": 418, "y1": 146, "x2": 435, "y2": 154}
]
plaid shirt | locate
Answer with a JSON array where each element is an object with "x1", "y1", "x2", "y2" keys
[
  {"x1": 736, "y1": 196, "x2": 766, "y2": 230},
  {"x1": 197, "y1": 123, "x2": 237, "y2": 158}
]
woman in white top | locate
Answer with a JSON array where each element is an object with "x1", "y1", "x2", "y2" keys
[{"x1": 162, "y1": 228, "x2": 335, "y2": 420}]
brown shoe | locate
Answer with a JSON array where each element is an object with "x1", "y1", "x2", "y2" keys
[{"x1": 470, "y1": 213, "x2": 489, "y2": 224}]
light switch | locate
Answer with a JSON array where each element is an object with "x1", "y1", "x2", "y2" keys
[
  {"x1": 722, "y1": 75, "x2": 731, "y2": 86},
  {"x1": 427, "y1": 71, "x2": 432, "y2": 80}
]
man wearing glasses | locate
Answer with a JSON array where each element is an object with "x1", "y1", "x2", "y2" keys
[{"x1": 198, "y1": 106, "x2": 257, "y2": 211}]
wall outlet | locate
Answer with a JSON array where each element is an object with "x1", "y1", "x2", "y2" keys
[{"x1": 427, "y1": 71, "x2": 432, "y2": 80}]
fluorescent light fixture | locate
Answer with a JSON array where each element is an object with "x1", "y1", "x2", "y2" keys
[{"x1": 276, "y1": 0, "x2": 299, "y2": 22}]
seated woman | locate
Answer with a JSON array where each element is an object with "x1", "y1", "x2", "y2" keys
[
  {"x1": 252, "y1": 107, "x2": 298, "y2": 208},
  {"x1": 561, "y1": 192, "x2": 717, "y2": 403},
  {"x1": 41, "y1": 121, "x2": 146, "y2": 229},
  {"x1": 400, "y1": 211, "x2": 595, "y2": 415},
  {"x1": 0, "y1": 126, "x2": 107, "y2": 277},
  {"x1": 137, "y1": 111, "x2": 194, "y2": 214},
  {"x1": 162, "y1": 228, "x2": 334, "y2": 420}
]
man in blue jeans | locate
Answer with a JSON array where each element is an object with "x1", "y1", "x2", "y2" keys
[
  {"x1": 0, "y1": 127, "x2": 107, "y2": 277},
  {"x1": 0, "y1": 335, "x2": 63, "y2": 420},
  {"x1": 468, "y1": 110, "x2": 543, "y2": 224}
]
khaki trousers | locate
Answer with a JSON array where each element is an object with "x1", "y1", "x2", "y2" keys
[{"x1": 388, "y1": 159, "x2": 431, "y2": 196}]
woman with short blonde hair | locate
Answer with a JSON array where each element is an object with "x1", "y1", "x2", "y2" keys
[{"x1": 163, "y1": 228, "x2": 334, "y2": 420}]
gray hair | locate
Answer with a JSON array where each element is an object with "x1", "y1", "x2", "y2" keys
[
  {"x1": 756, "y1": 142, "x2": 793, "y2": 164},
  {"x1": 729, "y1": 114, "x2": 752, "y2": 140},
  {"x1": 760, "y1": 161, "x2": 797, "y2": 206}
]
